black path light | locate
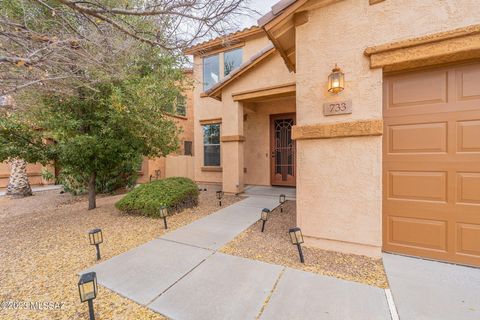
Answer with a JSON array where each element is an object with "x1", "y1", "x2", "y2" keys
[
  {"x1": 216, "y1": 190, "x2": 224, "y2": 206},
  {"x1": 260, "y1": 208, "x2": 270, "y2": 232},
  {"x1": 78, "y1": 272, "x2": 98, "y2": 320},
  {"x1": 279, "y1": 194, "x2": 286, "y2": 213},
  {"x1": 288, "y1": 227, "x2": 305, "y2": 263},
  {"x1": 88, "y1": 229, "x2": 103, "y2": 261},
  {"x1": 159, "y1": 205, "x2": 168, "y2": 229}
]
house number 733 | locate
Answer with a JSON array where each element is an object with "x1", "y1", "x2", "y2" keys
[{"x1": 323, "y1": 100, "x2": 352, "y2": 116}]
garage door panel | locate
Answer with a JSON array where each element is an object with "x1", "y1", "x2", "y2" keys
[
  {"x1": 457, "y1": 120, "x2": 480, "y2": 153},
  {"x1": 456, "y1": 172, "x2": 480, "y2": 205},
  {"x1": 387, "y1": 122, "x2": 447, "y2": 154},
  {"x1": 456, "y1": 64, "x2": 480, "y2": 101},
  {"x1": 387, "y1": 216, "x2": 447, "y2": 251},
  {"x1": 456, "y1": 223, "x2": 480, "y2": 258},
  {"x1": 388, "y1": 171, "x2": 447, "y2": 202},
  {"x1": 388, "y1": 70, "x2": 448, "y2": 108},
  {"x1": 383, "y1": 62, "x2": 480, "y2": 267}
]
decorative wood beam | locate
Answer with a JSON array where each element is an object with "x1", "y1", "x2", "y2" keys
[
  {"x1": 292, "y1": 119, "x2": 383, "y2": 140},
  {"x1": 220, "y1": 135, "x2": 246, "y2": 142}
]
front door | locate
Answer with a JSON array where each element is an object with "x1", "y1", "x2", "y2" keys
[{"x1": 270, "y1": 113, "x2": 296, "y2": 186}]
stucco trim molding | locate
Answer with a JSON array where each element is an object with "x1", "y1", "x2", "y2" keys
[
  {"x1": 199, "y1": 118, "x2": 222, "y2": 125},
  {"x1": 220, "y1": 135, "x2": 246, "y2": 142},
  {"x1": 364, "y1": 24, "x2": 480, "y2": 71},
  {"x1": 201, "y1": 166, "x2": 222, "y2": 172},
  {"x1": 292, "y1": 119, "x2": 383, "y2": 140}
]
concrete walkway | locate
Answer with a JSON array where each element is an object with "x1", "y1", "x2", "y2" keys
[
  {"x1": 82, "y1": 195, "x2": 391, "y2": 320},
  {"x1": 384, "y1": 253, "x2": 480, "y2": 320}
]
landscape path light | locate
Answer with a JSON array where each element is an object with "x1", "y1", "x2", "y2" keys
[
  {"x1": 216, "y1": 190, "x2": 224, "y2": 206},
  {"x1": 279, "y1": 194, "x2": 286, "y2": 213},
  {"x1": 288, "y1": 227, "x2": 305, "y2": 263},
  {"x1": 159, "y1": 205, "x2": 168, "y2": 229},
  {"x1": 78, "y1": 271, "x2": 98, "y2": 320},
  {"x1": 261, "y1": 208, "x2": 270, "y2": 232},
  {"x1": 88, "y1": 228, "x2": 103, "y2": 261}
]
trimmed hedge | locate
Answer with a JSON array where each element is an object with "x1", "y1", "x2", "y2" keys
[{"x1": 115, "y1": 177, "x2": 199, "y2": 218}]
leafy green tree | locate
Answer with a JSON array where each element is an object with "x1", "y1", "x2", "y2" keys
[{"x1": 0, "y1": 52, "x2": 186, "y2": 209}]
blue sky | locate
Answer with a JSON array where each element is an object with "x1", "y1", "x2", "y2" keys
[{"x1": 239, "y1": 0, "x2": 279, "y2": 28}]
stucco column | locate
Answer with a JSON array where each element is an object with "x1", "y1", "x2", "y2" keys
[{"x1": 221, "y1": 100, "x2": 244, "y2": 194}]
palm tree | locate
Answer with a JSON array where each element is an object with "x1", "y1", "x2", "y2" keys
[
  {"x1": 6, "y1": 158, "x2": 32, "y2": 197},
  {"x1": 1, "y1": 96, "x2": 33, "y2": 197}
]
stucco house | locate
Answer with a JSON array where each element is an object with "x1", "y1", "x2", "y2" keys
[{"x1": 185, "y1": 0, "x2": 480, "y2": 267}]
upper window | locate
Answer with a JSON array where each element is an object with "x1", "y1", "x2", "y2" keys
[
  {"x1": 203, "y1": 54, "x2": 219, "y2": 91},
  {"x1": 203, "y1": 124, "x2": 220, "y2": 166},
  {"x1": 224, "y1": 48, "x2": 243, "y2": 76},
  {"x1": 175, "y1": 94, "x2": 186, "y2": 117}
]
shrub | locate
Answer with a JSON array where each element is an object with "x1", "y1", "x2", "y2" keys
[{"x1": 115, "y1": 177, "x2": 199, "y2": 218}]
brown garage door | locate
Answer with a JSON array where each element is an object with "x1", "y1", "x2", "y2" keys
[{"x1": 383, "y1": 62, "x2": 480, "y2": 267}]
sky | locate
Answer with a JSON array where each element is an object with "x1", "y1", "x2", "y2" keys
[{"x1": 239, "y1": 0, "x2": 280, "y2": 28}]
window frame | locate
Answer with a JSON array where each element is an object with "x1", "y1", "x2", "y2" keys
[
  {"x1": 203, "y1": 54, "x2": 220, "y2": 91},
  {"x1": 202, "y1": 123, "x2": 221, "y2": 167},
  {"x1": 224, "y1": 47, "x2": 243, "y2": 77}
]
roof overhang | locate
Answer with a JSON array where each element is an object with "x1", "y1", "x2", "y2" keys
[
  {"x1": 258, "y1": 0, "x2": 344, "y2": 72},
  {"x1": 184, "y1": 27, "x2": 264, "y2": 56}
]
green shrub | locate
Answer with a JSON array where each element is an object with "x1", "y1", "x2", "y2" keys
[{"x1": 115, "y1": 177, "x2": 199, "y2": 218}]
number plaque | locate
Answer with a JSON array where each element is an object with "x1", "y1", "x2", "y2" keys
[{"x1": 323, "y1": 100, "x2": 352, "y2": 116}]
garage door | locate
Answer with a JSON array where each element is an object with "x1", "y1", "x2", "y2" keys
[{"x1": 383, "y1": 62, "x2": 480, "y2": 267}]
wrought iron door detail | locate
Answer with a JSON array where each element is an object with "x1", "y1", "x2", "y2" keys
[{"x1": 274, "y1": 118, "x2": 295, "y2": 182}]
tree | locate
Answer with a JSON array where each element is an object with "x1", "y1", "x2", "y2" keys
[
  {"x1": 0, "y1": 51, "x2": 186, "y2": 209},
  {"x1": 0, "y1": 0, "x2": 254, "y2": 95}
]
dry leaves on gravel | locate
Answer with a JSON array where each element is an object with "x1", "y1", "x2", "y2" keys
[
  {"x1": 0, "y1": 189, "x2": 242, "y2": 320},
  {"x1": 220, "y1": 201, "x2": 389, "y2": 288}
]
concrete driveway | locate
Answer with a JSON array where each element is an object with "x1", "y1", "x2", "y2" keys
[{"x1": 384, "y1": 253, "x2": 480, "y2": 320}]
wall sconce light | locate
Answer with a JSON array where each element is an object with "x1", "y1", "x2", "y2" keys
[
  {"x1": 78, "y1": 271, "x2": 98, "y2": 320},
  {"x1": 216, "y1": 190, "x2": 224, "y2": 207},
  {"x1": 279, "y1": 194, "x2": 286, "y2": 213},
  {"x1": 159, "y1": 206, "x2": 168, "y2": 229},
  {"x1": 288, "y1": 227, "x2": 305, "y2": 263},
  {"x1": 260, "y1": 208, "x2": 270, "y2": 232},
  {"x1": 328, "y1": 64, "x2": 345, "y2": 94},
  {"x1": 88, "y1": 229, "x2": 103, "y2": 261}
]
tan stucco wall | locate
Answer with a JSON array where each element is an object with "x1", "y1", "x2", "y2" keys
[
  {"x1": 244, "y1": 98, "x2": 296, "y2": 186},
  {"x1": 138, "y1": 71, "x2": 195, "y2": 183},
  {"x1": 295, "y1": 0, "x2": 480, "y2": 257},
  {"x1": 192, "y1": 34, "x2": 279, "y2": 184}
]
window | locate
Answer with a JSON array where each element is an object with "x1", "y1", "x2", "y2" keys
[
  {"x1": 175, "y1": 94, "x2": 187, "y2": 117},
  {"x1": 203, "y1": 54, "x2": 219, "y2": 91},
  {"x1": 224, "y1": 48, "x2": 243, "y2": 76},
  {"x1": 184, "y1": 141, "x2": 193, "y2": 156},
  {"x1": 203, "y1": 124, "x2": 220, "y2": 166}
]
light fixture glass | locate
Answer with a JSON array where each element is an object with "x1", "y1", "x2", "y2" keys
[
  {"x1": 78, "y1": 272, "x2": 97, "y2": 303},
  {"x1": 159, "y1": 206, "x2": 168, "y2": 219},
  {"x1": 89, "y1": 229, "x2": 103, "y2": 245},
  {"x1": 328, "y1": 64, "x2": 345, "y2": 94},
  {"x1": 261, "y1": 208, "x2": 270, "y2": 221}
]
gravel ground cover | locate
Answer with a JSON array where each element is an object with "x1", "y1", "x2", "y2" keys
[
  {"x1": 0, "y1": 188, "x2": 242, "y2": 320},
  {"x1": 220, "y1": 201, "x2": 389, "y2": 288}
]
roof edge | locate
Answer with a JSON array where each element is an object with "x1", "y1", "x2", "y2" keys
[{"x1": 184, "y1": 26, "x2": 264, "y2": 55}]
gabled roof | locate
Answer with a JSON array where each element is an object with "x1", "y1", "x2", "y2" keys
[
  {"x1": 184, "y1": 26, "x2": 264, "y2": 55},
  {"x1": 203, "y1": 44, "x2": 276, "y2": 100}
]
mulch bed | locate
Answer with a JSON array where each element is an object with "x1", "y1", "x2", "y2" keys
[
  {"x1": 0, "y1": 189, "x2": 242, "y2": 320},
  {"x1": 220, "y1": 201, "x2": 389, "y2": 288}
]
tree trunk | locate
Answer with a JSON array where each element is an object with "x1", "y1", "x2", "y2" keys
[
  {"x1": 6, "y1": 158, "x2": 33, "y2": 198},
  {"x1": 88, "y1": 172, "x2": 96, "y2": 210}
]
